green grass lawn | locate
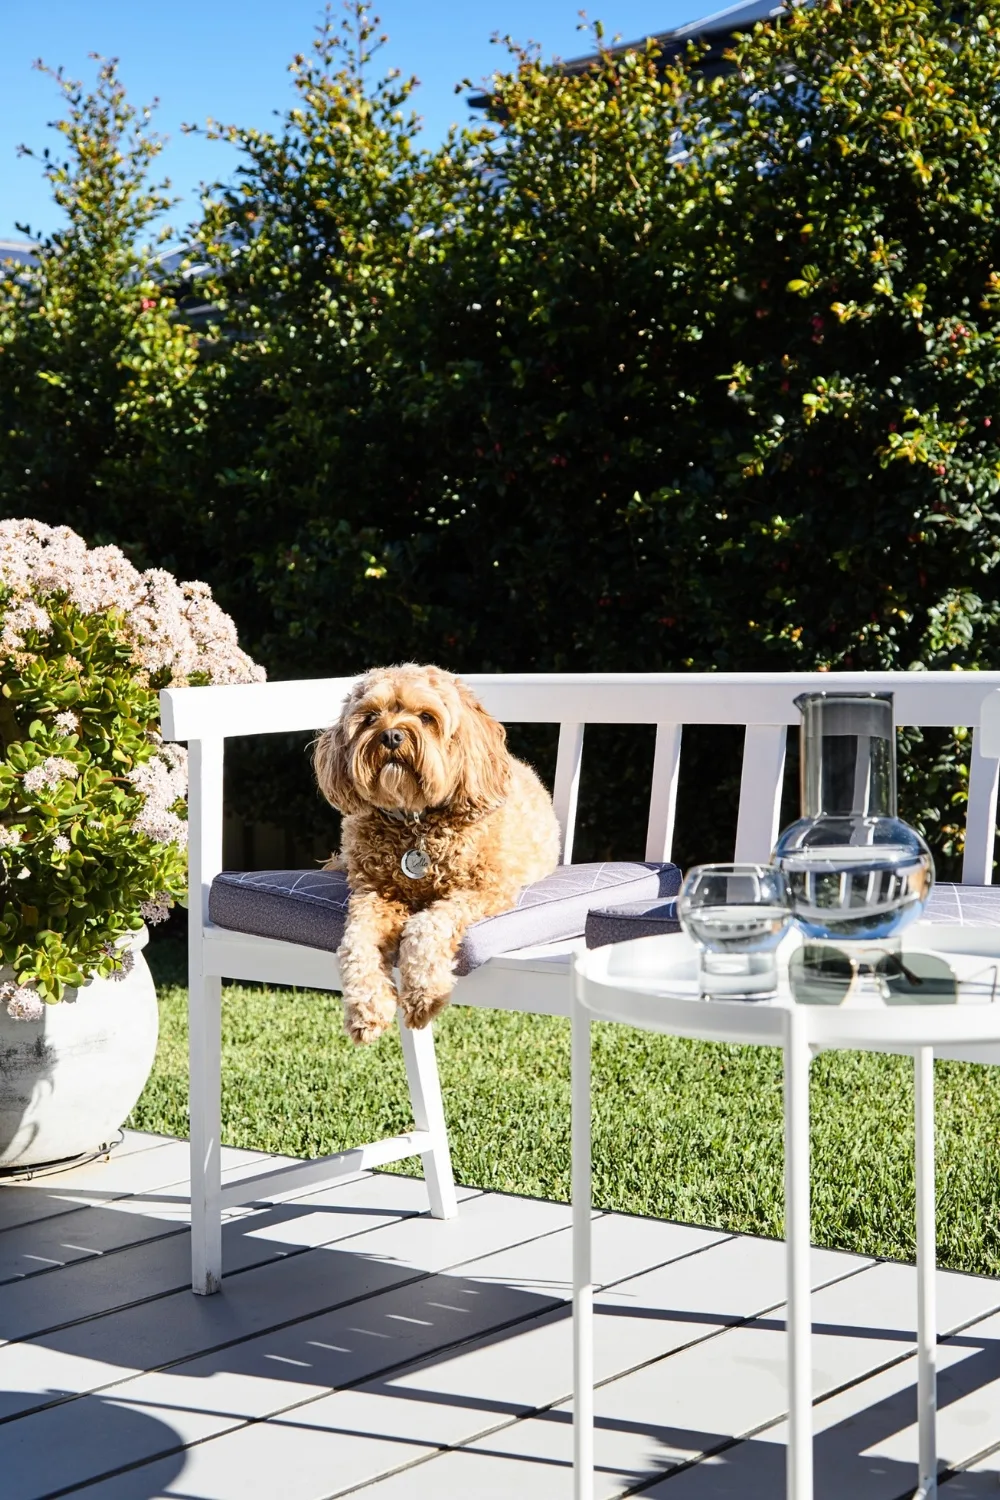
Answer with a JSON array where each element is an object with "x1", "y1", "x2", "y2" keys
[{"x1": 129, "y1": 940, "x2": 1000, "y2": 1279}]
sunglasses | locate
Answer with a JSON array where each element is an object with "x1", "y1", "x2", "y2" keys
[{"x1": 788, "y1": 945, "x2": 999, "y2": 1007}]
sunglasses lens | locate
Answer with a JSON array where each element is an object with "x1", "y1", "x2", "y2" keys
[
  {"x1": 877, "y1": 952, "x2": 956, "y2": 1005},
  {"x1": 788, "y1": 946, "x2": 854, "y2": 1005}
]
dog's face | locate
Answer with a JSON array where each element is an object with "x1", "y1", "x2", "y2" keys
[{"x1": 315, "y1": 664, "x2": 511, "y2": 816}]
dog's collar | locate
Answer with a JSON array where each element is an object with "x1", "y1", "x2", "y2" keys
[
  {"x1": 373, "y1": 802, "x2": 495, "y2": 827},
  {"x1": 377, "y1": 807, "x2": 430, "y2": 826}
]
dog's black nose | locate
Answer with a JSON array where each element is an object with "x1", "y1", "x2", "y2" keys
[{"x1": 380, "y1": 728, "x2": 405, "y2": 750}]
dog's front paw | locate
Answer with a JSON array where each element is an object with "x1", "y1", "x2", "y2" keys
[
  {"x1": 342, "y1": 982, "x2": 398, "y2": 1045},
  {"x1": 400, "y1": 986, "x2": 451, "y2": 1030}
]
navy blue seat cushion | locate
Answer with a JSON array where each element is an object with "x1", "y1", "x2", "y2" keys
[
  {"x1": 585, "y1": 897, "x2": 680, "y2": 948},
  {"x1": 209, "y1": 861, "x2": 683, "y2": 974}
]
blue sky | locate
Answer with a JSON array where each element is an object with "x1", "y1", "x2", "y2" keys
[{"x1": 0, "y1": 0, "x2": 698, "y2": 243}]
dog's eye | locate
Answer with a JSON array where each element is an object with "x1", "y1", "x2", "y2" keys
[
  {"x1": 418, "y1": 712, "x2": 436, "y2": 726},
  {"x1": 362, "y1": 712, "x2": 378, "y2": 726}
]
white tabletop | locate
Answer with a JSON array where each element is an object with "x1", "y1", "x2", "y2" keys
[{"x1": 574, "y1": 922, "x2": 1000, "y2": 1054}]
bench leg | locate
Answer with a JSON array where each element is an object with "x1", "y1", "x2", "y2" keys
[
  {"x1": 189, "y1": 970, "x2": 223, "y2": 1293},
  {"x1": 398, "y1": 1018, "x2": 458, "y2": 1219}
]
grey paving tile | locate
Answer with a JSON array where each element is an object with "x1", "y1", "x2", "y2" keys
[
  {"x1": 0, "y1": 1386, "x2": 231, "y2": 1500},
  {"x1": 321, "y1": 1188, "x2": 574, "y2": 1275},
  {"x1": 0, "y1": 1148, "x2": 279, "y2": 1290},
  {"x1": 320, "y1": 1440, "x2": 567, "y2": 1499},
  {"x1": 446, "y1": 1214, "x2": 729, "y2": 1301},
  {"x1": 109, "y1": 1218, "x2": 731, "y2": 1435},
  {"x1": 801, "y1": 1259, "x2": 1000, "y2": 1349},
  {"x1": 0, "y1": 1141, "x2": 196, "y2": 1233},
  {"x1": 58, "y1": 1390, "x2": 442, "y2": 1500},
  {"x1": 0, "y1": 1245, "x2": 415, "y2": 1422},
  {"x1": 5, "y1": 1152, "x2": 997, "y2": 1500},
  {"x1": 0, "y1": 1193, "x2": 598, "y2": 1496}
]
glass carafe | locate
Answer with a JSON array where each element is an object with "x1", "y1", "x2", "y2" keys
[{"x1": 772, "y1": 691, "x2": 934, "y2": 941}]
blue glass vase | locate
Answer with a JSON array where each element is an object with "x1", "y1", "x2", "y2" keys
[{"x1": 772, "y1": 691, "x2": 934, "y2": 942}]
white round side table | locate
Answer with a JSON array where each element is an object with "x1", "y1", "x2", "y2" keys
[{"x1": 571, "y1": 924, "x2": 1000, "y2": 1500}]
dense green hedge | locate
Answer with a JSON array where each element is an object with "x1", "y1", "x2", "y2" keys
[{"x1": 4, "y1": 2, "x2": 1000, "y2": 865}]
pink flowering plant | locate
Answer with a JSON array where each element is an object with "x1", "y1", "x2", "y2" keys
[{"x1": 0, "y1": 521, "x2": 264, "y2": 1014}]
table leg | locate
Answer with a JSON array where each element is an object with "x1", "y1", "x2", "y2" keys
[
  {"x1": 915, "y1": 1045, "x2": 937, "y2": 1499},
  {"x1": 573, "y1": 1001, "x2": 593, "y2": 1500},
  {"x1": 785, "y1": 1003, "x2": 813, "y2": 1500}
]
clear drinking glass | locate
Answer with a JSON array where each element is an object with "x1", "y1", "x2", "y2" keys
[{"x1": 677, "y1": 863, "x2": 792, "y2": 999}]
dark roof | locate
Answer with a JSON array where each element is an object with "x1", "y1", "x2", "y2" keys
[{"x1": 467, "y1": 0, "x2": 788, "y2": 108}]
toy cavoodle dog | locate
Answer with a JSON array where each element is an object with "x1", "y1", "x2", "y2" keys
[{"x1": 314, "y1": 663, "x2": 560, "y2": 1043}]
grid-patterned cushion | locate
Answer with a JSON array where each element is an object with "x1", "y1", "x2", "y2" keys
[
  {"x1": 209, "y1": 861, "x2": 682, "y2": 974},
  {"x1": 210, "y1": 869, "x2": 350, "y2": 953},
  {"x1": 581, "y1": 880, "x2": 1000, "y2": 951},
  {"x1": 455, "y1": 861, "x2": 681, "y2": 974},
  {"x1": 921, "y1": 882, "x2": 1000, "y2": 927}
]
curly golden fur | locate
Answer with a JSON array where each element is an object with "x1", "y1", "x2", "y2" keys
[{"x1": 314, "y1": 664, "x2": 561, "y2": 1043}]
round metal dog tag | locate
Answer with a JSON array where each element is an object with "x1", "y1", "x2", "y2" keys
[{"x1": 401, "y1": 848, "x2": 431, "y2": 880}]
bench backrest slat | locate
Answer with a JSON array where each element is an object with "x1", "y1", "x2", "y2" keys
[
  {"x1": 645, "y1": 722, "x2": 683, "y2": 863},
  {"x1": 962, "y1": 727, "x2": 1000, "y2": 885},
  {"x1": 733, "y1": 725, "x2": 789, "y2": 866},
  {"x1": 552, "y1": 723, "x2": 585, "y2": 863}
]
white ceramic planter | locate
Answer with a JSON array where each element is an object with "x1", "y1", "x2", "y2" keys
[{"x1": 0, "y1": 927, "x2": 159, "y2": 1169}]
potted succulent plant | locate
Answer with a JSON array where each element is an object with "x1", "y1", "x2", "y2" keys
[{"x1": 0, "y1": 520, "x2": 263, "y2": 1168}]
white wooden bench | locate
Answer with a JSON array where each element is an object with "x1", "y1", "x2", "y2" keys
[{"x1": 161, "y1": 670, "x2": 1000, "y2": 1293}]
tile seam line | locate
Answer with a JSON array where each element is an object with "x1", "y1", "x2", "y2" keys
[
  {"x1": 932, "y1": 1430, "x2": 1000, "y2": 1493},
  {"x1": 47, "y1": 1244, "x2": 882, "y2": 1499}
]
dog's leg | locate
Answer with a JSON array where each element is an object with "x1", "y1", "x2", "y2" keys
[
  {"x1": 398, "y1": 895, "x2": 492, "y2": 1030},
  {"x1": 338, "y1": 891, "x2": 407, "y2": 1044}
]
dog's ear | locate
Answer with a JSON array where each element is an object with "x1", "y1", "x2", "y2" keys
[
  {"x1": 313, "y1": 719, "x2": 363, "y2": 814},
  {"x1": 452, "y1": 683, "x2": 512, "y2": 813}
]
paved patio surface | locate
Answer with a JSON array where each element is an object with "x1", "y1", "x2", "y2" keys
[{"x1": 1, "y1": 1131, "x2": 1000, "y2": 1498}]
